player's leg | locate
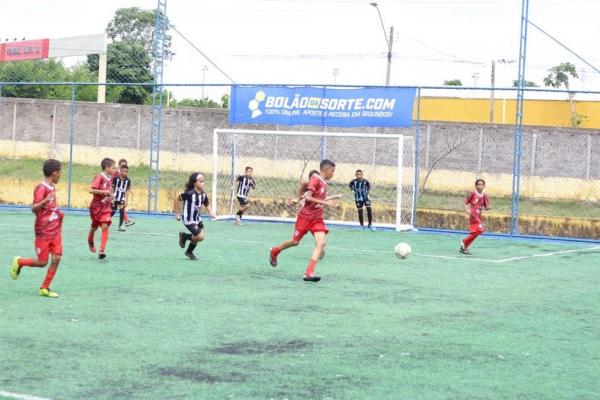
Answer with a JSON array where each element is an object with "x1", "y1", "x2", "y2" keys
[
  {"x1": 460, "y1": 224, "x2": 482, "y2": 253},
  {"x1": 88, "y1": 219, "x2": 99, "y2": 253},
  {"x1": 356, "y1": 201, "x2": 364, "y2": 228},
  {"x1": 124, "y1": 207, "x2": 135, "y2": 227},
  {"x1": 118, "y1": 206, "x2": 126, "y2": 231},
  {"x1": 39, "y1": 248, "x2": 61, "y2": 298},
  {"x1": 11, "y1": 239, "x2": 50, "y2": 280},
  {"x1": 235, "y1": 198, "x2": 249, "y2": 225},
  {"x1": 184, "y1": 224, "x2": 204, "y2": 260},
  {"x1": 99, "y1": 221, "x2": 110, "y2": 259},
  {"x1": 303, "y1": 231, "x2": 326, "y2": 282},
  {"x1": 365, "y1": 200, "x2": 374, "y2": 230},
  {"x1": 269, "y1": 219, "x2": 307, "y2": 267}
]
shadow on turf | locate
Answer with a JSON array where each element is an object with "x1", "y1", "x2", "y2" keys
[{"x1": 212, "y1": 339, "x2": 312, "y2": 355}]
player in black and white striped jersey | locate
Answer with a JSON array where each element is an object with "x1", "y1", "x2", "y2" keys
[
  {"x1": 233, "y1": 166, "x2": 256, "y2": 225},
  {"x1": 174, "y1": 172, "x2": 215, "y2": 260},
  {"x1": 112, "y1": 164, "x2": 132, "y2": 231},
  {"x1": 349, "y1": 169, "x2": 375, "y2": 231}
]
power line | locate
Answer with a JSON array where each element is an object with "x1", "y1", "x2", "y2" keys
[
  {"x1": 168, "y1": 24, "x2": 236, "y2": 84},
  {"x1": 528, "y1": 20, "x2": 600, "y2": 75}
]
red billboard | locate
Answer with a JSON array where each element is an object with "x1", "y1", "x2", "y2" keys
[{"x1": 0, "y1": 39, "x2": 49, "y2": 62}]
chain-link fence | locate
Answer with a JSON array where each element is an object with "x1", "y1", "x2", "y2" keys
[{"x1": 1, "y1": 82, "x2": 600, "y2": 239}]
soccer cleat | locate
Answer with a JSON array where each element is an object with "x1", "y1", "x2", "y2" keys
[
  {"x1": 185, "y1": 251, "x2": 198, "y2": 260},
  {"x1": 39, "y1": 288, "x2": 59, "y2": 298},
  {"x1": 99, "y1": 251, "x2": 106, "y2": 260},
  {"x1": 118, "y1": 227, "x2": 126, "y2": 232},
  {"x1": 303, "y1": 274, "x2": 321, "y2": 282},
  {"x1": 235, "y1": 215, "x2": 242, "y2": 225},
  {"x1": 459, "y1": 241, "x2": 469, "y2": 254},
  {"x1": 178, "y1": 232, "x2": 187, "y2": 248},
  {"x1": 88, "y1": 240, "x2": 96, "y2": 253},
  {"x1": 269, "y1": 248, "x2": 278, "y2": 267},
  {"x1": 10, "y1": 256, "x2": 21, "y2": 280},
  {"x1": 125, "y1": 220, "x2": 135, "y2": 227},
  {"x1": 369, "y1": 225, "x2": 376, "y2": 231}
]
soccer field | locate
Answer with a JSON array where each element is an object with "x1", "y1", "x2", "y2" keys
[{"x1": 1, "y1": 210, "x2": 599, "y2": 400}]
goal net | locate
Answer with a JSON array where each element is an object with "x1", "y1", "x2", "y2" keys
[{"x1": 212, "y1": 129, "x2": 415, "y2": 231}]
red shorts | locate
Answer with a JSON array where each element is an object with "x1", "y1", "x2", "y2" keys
[
  {"x1": 90, "y1": 206, "x2": 113, "y2": 227},
  {"x1": 293, "y1": 215, "x2": 329, "y2": 242},
  {"x1": 35, "y1": 235, "x2": 63, "y2": 262},
  {"x1": 469, "y1": 223, "x2": 485, "y2": 234}
]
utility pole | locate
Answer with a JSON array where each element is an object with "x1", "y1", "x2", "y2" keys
[
  {"x1": 386, "y1": 26, "x2": 394, "y2": 86},
  {"x1": 489, "y1": 60, "x2": 496, "y2": 123},
  {"x1": 370, "y1": 2, "x2": 393, "y2": 86}
]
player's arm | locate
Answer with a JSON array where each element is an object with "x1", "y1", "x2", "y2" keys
[
  {"x1": 463, "y1": 195, "x2": 472, "y2": 214},
  {"x1": 325, "y1": 194, "x2": 342, "y2": 200},
  {"x1": 89, "y1": 177, "x2": 111, "y2": 197},
  {"x1": 31, "y1": 187, "x2": 54, "y2": 213},
  {"x1": 349, "y1": 180, "x2": 354, "y2": 192},
  {"x1": 251, "y1": 178, "x2": 256, "y2": 189},
  {"x1": 305, "y1": 190, "x2": 338, "y2": 207},
  {"x1": 174, "y1": 193, "x2": 183, "y2": 220},
  {"x1": 202, "y1": 197, "x2": 216, "y2": 219}
]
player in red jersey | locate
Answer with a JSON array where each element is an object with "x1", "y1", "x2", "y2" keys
[
  {"x1": 460, "y1": 178, "x2": 490, "y2": 254},
  {"x1": 88, "y1": 158, "x2": 116, "y2": 259},
  {"x1": 10, "y1": 159, "x2": 64, "y2": 298},
  {"x1": 285, "y1": 170, "x2": 319, "y2": 206},
  {"x1": 269, "y1": 160, "x2": 339, "y2": 282}
]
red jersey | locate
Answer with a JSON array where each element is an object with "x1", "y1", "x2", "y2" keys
[
  {"x1": 299, "y1": 175, "x2": 327, "y2": 220},
  {"x1": 465, "y1": 191, "x2": 489, "y2": 225},
  {"x1": 33, "y1": 182, "x2": 63, "y2": 240},
  {"x1": 90, "y1": 173, "x2": 113, "y2": 210}
]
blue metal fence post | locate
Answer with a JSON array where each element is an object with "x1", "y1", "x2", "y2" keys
[
  {"x1": 67, "y1": 85, "x2": 76, "y2": 209},
  {"x1": 510, "y1": 0, "x2": 530, "y2": 235},
  {"x1": 411, "y1": 87, "x2": 422, "y2": 228}
]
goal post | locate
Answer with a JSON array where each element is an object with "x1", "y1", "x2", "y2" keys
[{"x1": 212, "y1": 128, "x2": 415, "y2": 231}]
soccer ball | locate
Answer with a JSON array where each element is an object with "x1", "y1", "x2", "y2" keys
[{"x1": 394, "y1": 242, "x2": 412, "y2": 259}]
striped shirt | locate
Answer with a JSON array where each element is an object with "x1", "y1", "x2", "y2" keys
[
  {"x1": 179, "y1": 189, "x2": 209, "y2": 225},
  {"x1": 349, "y1": 179, "x2": 370, "y2": 202},
  {"x1": 236, "y1": 176, "x2": 256, "y2": 198},
  {"x1": 112, "y1": 177, "x2": 131, "y2": 202}
]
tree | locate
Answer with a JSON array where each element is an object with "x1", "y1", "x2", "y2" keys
[
  {"x1": 88, "y1": 42, "x2": 153, "y2": 104},
  {"x1": 106, "y1": 7, "x2": 172, "y2": 62},
  {"x1": 0, "y1": 59, "x2": 96, "y2": 101},
  {"x1": 172, "y1": 97, "x2": 223, "y2": 108},
  {"x1": 512, "y1": 80, "x2": 539, "y2": 87},
  {"x1": 221, "y1": 94, "x2": 230, "y2": 109},
  {"x1": 543, "y1": 62, "x2": 582, "y2": 127},
  {"x1": 443, "y1": 79, "x2": 462, "y2": 86}
]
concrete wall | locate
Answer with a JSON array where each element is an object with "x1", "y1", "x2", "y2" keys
[{"x1": 1, "y1": 97, "x2": 600, "y2": 201}]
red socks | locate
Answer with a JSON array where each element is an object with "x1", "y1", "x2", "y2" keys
[
  {"x1": 271, "y1": 247, "x2": 281, "y2": 257},
  {"x1": 305, "y1": 259, "x2": 317, "y2": 276},
  {"x1": 18, "y1": 258, "x2": 35, "y2": 267},
  {"x1": 100, "y1": 227, "x2": 109, "y2": 252},
  {"x1": 41, "y1": 267, "x2": 57, "y2": 289},
  {"x1": 463, "y1": 232, "x2": 480, "y2": 248}
]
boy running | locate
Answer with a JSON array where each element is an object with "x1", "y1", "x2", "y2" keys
[
  {"x1": 460, "y1": 178, "x2": 490, "y2": 254},
  {"x1": 269, "y1": 160, "x2": 339, "y2": 282},
  {"x1": 349, "y1": 169, "x2": 375, "y2": 231},
  {"x1": 174, "y1": 172, "x2": 216, "y2": 260},
  {"x1": 286, "y1": 170, "x2": 319, "y2": 206},
  {"x1": 10, "y1": 159, "x2": 64, "y2": 298},
  {"x1": 233, "y1": 166, "x2": 256, "y2": 225},
  {"x1": 112, "y1": 164, "x2": 132, "y2": 232},
  {"x1": 88, "y1": 158, "x2": 116, "y2": 259}
]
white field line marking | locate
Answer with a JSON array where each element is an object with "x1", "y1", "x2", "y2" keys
[
  {"x1": 0, "y1": 391, "x2": 54, "y2": 400},
  {"x1": 2, "y1": 223, "x2": 598, "y2": 264},
  {"x1": 491, "y1": 245, "x2": 600, "y2": 263}
]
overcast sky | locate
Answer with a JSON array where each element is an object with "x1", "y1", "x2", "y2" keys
[{"x1": 2, "y1": 0, "x2": 599, "y2": 100}]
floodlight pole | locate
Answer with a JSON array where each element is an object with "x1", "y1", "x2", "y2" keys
[{"x1": 510, "y1": 0, "x2": 530, "y2": 235}]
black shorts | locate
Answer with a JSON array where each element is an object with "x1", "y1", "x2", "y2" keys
[
  {"x1": 184, "y1": 222, "x2": 204, "y2": 236},
  {"x1": 355, "y1": 199, "x2": 371, "y2": 208},
  {"x1": 237, "y1": 196, "x2": 249, "y2": 206},
  {"x1": 112, "y1": 200, "x2": 125, "y2": 210}
]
